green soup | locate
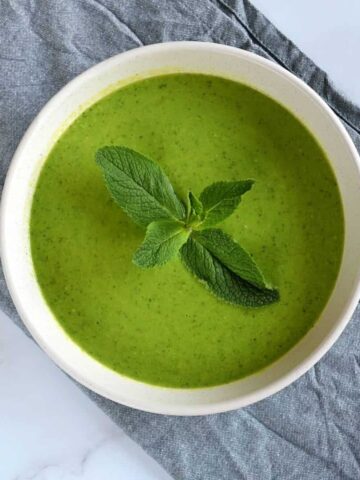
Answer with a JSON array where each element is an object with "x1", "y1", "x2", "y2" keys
[{"x1": 30, "y1": 74, "x2": 344, "y2": 388}]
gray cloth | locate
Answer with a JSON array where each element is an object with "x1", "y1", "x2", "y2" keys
[{"x1": 1, "y1": 1, "x2": 360, "y2": 479}]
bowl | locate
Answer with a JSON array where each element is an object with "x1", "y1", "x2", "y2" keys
[{"x1": 1, "y1": 42, "x2": 360, "y2": 415}]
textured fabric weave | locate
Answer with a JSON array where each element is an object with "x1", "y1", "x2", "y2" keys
[{"x1": 1, "y1": 1, "x2": 359, "y2": 479}]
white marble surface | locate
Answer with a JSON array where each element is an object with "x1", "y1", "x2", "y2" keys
[
  {"x1": 0, "y1": 311, "x2": 171, "y2": 480},
  {"x1": 251, "y1": 0, "x2": 360, "y2": 106},
  {"x1": 1, "y1": 3, "x2": 360, "y2": 479}
]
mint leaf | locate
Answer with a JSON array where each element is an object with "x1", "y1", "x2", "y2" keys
[
  {"x1": 133, "y1": 220, "x2": 190, "y2": 268},
  {"x1": 194, "y1": 229, "x2": 270, "y2": 289},
  {"x1": 96, "y1": 146, "x2": 185, "y2": 227},
  {"x1": 188, "y1": 192, "x2": 203, "y2": 217},
  {"x1": 180, "y1": 237, "x2": 279, "y2": 307},
  {"x1": 199, "y1": 180, "x2": 253, "y2": 227}
]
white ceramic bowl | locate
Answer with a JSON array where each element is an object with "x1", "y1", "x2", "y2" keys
[{"x1": 1, "y1": 42, "x2": 360, "y2": 415}]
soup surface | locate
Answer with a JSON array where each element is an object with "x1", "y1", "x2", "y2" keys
[{"x1": 30, "y1": 74, "x2": 344, "y2": 388}]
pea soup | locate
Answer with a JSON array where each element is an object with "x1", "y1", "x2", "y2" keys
[{"x1": 30, "y1": 74, "x2": 344, "y2": 388}]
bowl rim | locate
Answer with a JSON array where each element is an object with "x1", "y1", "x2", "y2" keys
[{"x1": 1, "y1": 41, "x2": 360, "y2": 415}]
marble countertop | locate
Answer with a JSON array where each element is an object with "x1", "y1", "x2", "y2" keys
[{"x1": 1, "y1": 2, "x2": 360, "y2": 479}]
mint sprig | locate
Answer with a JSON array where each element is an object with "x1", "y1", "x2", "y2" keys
[{"x1": 96, "y1": 146, "x2": 279, "y2": 307}]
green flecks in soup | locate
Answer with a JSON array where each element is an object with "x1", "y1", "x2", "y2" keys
[{"x1": 30, "y1": 74, "x2": 344, "y2": 388}]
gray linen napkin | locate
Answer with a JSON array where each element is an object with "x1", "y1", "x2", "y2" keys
[{"x1": 1, "y1": 1, "x2": 360, "y2": 479}]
